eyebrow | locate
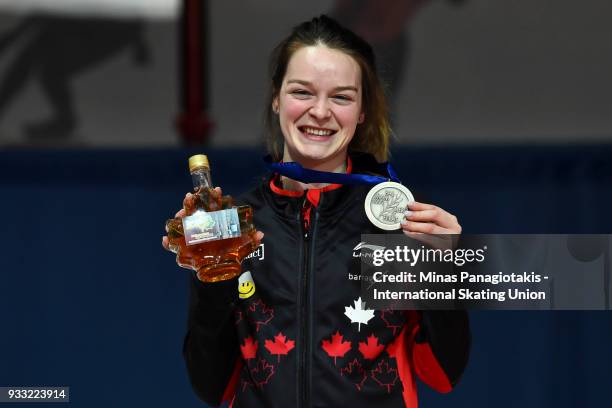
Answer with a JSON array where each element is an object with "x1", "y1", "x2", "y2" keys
[{"x1": 286, "y1": 79, "x2": 358, "y2": 92}]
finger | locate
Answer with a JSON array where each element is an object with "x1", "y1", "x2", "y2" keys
[
  {"x1": 206, "y1": 187, "x2": 222, "y2": 201},
  {"x1": 405, "y1": 208, "x2": 458, "y2": 230},
  {"x1": 162, "y1": 236, "x2": 169, "y2": 250},
  {"x1": 406, "y1": 201, "x2": 436, "y2": 211},
  {"x1": 175, "y1": 208, "x2": 186, "y2": 218},
  {"x1": 183, "y1": 193, "x2": 196, "y2": 212},
  {"x1": 254, "y1": 231, "x2": 265, "y2": 246},
  {"x1": 183, "y1": 192, "x2": 193, "y2": 207}
]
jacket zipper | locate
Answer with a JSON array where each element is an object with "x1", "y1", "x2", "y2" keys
[{"x1": 297, "y1": 196, "x2": 319, "y2": 408}]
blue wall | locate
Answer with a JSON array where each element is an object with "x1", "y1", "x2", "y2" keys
[{"x1": 1, "y1": 145, "x2": 611, "y2": 407}]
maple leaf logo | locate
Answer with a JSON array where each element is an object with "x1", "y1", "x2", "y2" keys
[
  {"x1": 264, "y1": 332, "x2": 295, "y2": 363},
  {"x1": 340, "y1": 358, "x2": 367, "y2": 391},
  {"x1": 247, "y1": 299, "x2": 274, "y2": 332},
  {"x1": 240, "y1": 336, "x2": 258, "y2": 361},
  {"x1": 322, "y1": 331, "x2": 352, "y2": 366},
  {"x1": 358, "y1": 334, "x2": 385, "y2": 360},
  {"x1": 371, "y1": 358, "x2": 399, "y2": 393},
  {"x1": 250, "y1": 357, "x2": 275, "y2": 388},
  {"x1": 241, "y1": 378, "x2": 252, "y2": 392},
  {"x1": 380, "y1": 309, "x2": 403, "y2": 336},
  {"x1": 344, "y1": 297, "x2": 375, "y2": 332}
]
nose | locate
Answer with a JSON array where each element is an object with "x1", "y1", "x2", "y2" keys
[{"x1": 309, "y1": 98, "x2": 331, "y2": 121}]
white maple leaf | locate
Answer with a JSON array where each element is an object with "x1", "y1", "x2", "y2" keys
[{"x1": 344, "y1": 297, "x2": 375, "y2": 332}]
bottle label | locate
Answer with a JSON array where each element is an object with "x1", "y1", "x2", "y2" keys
[{"x1": 182, "y1": 208, "x2": 241, "y2": 245}]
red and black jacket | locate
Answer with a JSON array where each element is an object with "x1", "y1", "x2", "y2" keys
[{"x1": 183, "y1": 154, "x2": 470, "y2": 407}]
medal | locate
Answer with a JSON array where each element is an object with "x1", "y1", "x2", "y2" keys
[
  {"x1": 264, "y1": 156, "x2": 413, "y2": 230},
  {"x1": 364, "y1": 182, "x2": 414, "y2": 230}
]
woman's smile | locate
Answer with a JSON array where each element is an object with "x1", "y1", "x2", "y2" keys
[{"x1": 298, "y1": 125, "x2": 338, "y2": 140}]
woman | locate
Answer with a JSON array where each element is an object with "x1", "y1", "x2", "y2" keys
[{"x1": 164, "y1": 15, "x2": 469, "y2": 408}]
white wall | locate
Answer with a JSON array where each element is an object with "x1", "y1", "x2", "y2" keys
[{"x1": 0, "y1": 0, "x2": 609, "y2": 147}]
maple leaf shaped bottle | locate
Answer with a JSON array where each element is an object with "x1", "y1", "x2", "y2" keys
[{"x1": 165, "y1": 154, "x2": 258, "y2": 282}]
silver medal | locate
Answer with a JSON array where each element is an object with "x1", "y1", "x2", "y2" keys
[{"x1": 364, "y1": 182, "x2": 414, "y2": 230}]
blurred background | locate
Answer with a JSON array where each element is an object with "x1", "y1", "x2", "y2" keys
[{"x1": 0, "y1": 1, "x2": 611, "y2": 407}]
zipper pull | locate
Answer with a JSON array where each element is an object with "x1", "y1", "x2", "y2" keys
[{"x1": 302, "y1": 194, "x2": 312, "y2": 237}]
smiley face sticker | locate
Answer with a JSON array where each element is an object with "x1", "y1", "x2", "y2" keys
[{"x1": 238, "y1": 271, "x2": 256, "y2": 300}]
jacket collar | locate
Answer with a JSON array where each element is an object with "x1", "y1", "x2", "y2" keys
[{"x1": 261, "y1": 153, "x2": 387, "y2": 219}]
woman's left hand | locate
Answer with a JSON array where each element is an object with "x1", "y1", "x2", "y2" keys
[{"x1": 400, "y1": 201, "x2": 461, "y2": 249}]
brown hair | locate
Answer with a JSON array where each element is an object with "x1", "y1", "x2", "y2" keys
[{"x1": 264, "y1": 15, "x2": 391, "y2": 162}]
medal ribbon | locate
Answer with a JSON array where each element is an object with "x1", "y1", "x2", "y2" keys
[{"x1": 264, "y1": 155, "x2": 401, "y2": 186}]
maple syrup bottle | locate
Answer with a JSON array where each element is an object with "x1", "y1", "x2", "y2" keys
[{"x1": 166, "y1": 154, "x2": 258, "y2": 282}]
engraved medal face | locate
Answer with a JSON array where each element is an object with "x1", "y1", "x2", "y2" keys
[{"x1": 364, "y1": 182, "x2": 415, "y2": 230}]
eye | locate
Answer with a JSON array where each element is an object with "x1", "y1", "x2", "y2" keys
[
  {"x1": 333, "y1": 94, "x2": 353, "y2": 104},
  {"x1": 290, "y1": 89, "x2": 312, "y2": 98}
]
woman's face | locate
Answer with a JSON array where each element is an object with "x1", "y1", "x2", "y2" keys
[{"x1": 274, "y1": 45, "x2": 364, "y2": 170}]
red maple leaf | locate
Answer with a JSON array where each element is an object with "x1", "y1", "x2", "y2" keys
[
  {"x1": 358, "y1": 334, "x2": 385, "y2": 360},
  {"x1": 264, "y1": 332, "x2": 295, "y2": 363},
  {"x1": 371, "y1": 358, "x2": 399, "y2": 393},
  {"x1": 321, "y1": 331, "x2": 352, "y2": 366},
  {"x1": 240, "y1": 336, "x2": 258, "y2": 360},
  {"x1": 250, "y1": 357, "x2": 275, "y2": 388},
  {"x1": 340, "y1": 358, "x2": 367, "y2": 391},
  {"x1": 247, "y1": 299, "x2": 274, "y2": 332},
  {"x1": 380, "y1": 309, "x2": 402, "y2": 336}
]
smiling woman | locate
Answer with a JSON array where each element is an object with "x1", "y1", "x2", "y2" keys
[
  {"x1": 171, "y1": 15, "x2": 470, "y2": 408},
  {"x1": 265, "y1": 17, "x2": 391, "y2": 171},
  {"x1": 274, "y1": 45, "x2": 364, "y2": 173}
]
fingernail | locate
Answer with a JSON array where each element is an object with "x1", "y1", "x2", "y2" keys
[
  {"x1": 404, "y1": 210, "x2": 412, "y2": 217},
  {"x1": 400, "y1": 219, "x2": 408, "y2": 226}
]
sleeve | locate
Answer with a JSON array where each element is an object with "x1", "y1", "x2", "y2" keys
[
  {"x1": 183, "y1": 273, "x2": 240, "y2": 406},
  {"x1": 412, "y1": 311, "x2": 471, "y2": 393}
]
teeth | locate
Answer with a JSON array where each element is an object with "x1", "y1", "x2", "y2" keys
[{"x1": 303, "y1": 127, "x2": 333, "y2": 136}]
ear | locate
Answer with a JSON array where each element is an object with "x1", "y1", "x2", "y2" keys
[
  {"x1": 358, "y1": 112, "x2": 365, "y2": 124},
  {"x1": 272, "y1": 97, "x2": 279, "y2": 114}
]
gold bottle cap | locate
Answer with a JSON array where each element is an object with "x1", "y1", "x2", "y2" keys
[{"x1": 188, "y1": 154, "x2": 209, "y2": 171}]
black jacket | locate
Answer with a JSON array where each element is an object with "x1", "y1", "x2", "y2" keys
[{"x1": 183, "y1": 154, "x2": 470, "y2": 408}]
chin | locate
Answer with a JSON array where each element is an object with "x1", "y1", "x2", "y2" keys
[{"x1": 295, "y1": 147, "x2": 335, "y2": 163}]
